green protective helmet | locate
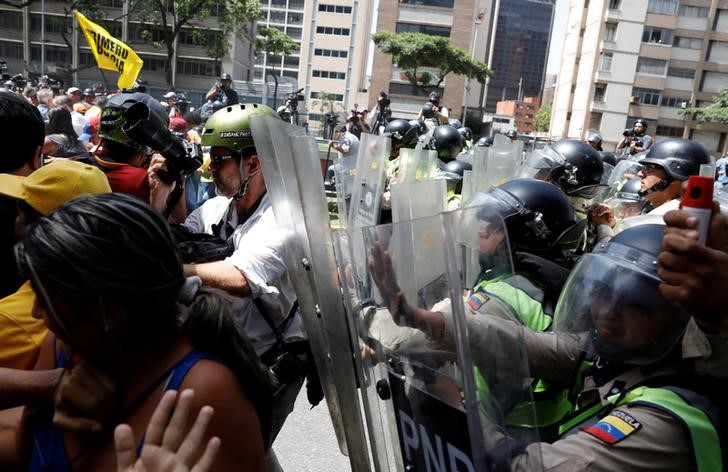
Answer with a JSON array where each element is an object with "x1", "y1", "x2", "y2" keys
[{"x1": 201, "y1": 103, "x2": 279, "y2": 153}]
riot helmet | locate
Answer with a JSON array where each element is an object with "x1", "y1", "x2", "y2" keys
[
  {"x1": 83, "y1": 88, "x2": 95, "y2": 98},
  {"x1": 640, "y1": 138, "x2": 710, "y2": 182},
  {"x1": 518, "y1": 139, "x2": 607, "y2": 199},
  {"x1": 384, "y1": 119, "x2": 419, "y2": 150},
  {"x1": 408, "y1": 119, "x2": 427, "y2": 137},
  {"x1": 448, "y1": 118, "x2": 462, "y2": 129},
  {"x1": 588, "y1": 134, "x2": 602, "y2": 145},
  {"x1": 99, "y1": 92, "x2": 168, "y2": 153},
  {"x1": 476, "y1": 136, "x2": 493, "y2": 147},
  {"x1": 429, "y1": 124, "x2": 464, "y2": 162},
  {"x1": 606, "y1": 178, "x2": 652, "y2": 220},
  {"x1": 201, "y1": 103, "x2": 279, "y2": 199},
  {"x1": 597, "y1": 151, "x2": 616, "y2": 167},
  {"x1": 420, "y1": 101, "x2": 435, "y2": 119},
  {"x1": 220, "y1": 73, "x2": 232, "y2": 82},
  {"x1": 440, "y1": 159, "x2": 472, "y2": 195},
  {"x1": 553, "y1": 224, "x2": 691, "y2": 365},
  {"x1": 464, "y1": 178, "x2": 586, "y2": 256},
  {"x1": 458, "y1": 127, "x2": 473, "y2": 141},
  {"x1": 505, "y1": 129, "x2": 518, "y2": 140}
]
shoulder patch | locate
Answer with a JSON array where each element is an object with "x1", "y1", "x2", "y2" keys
[
  {"x1": 582, "y1": 409, "x2": 642, "y2": 445},
  {"x1": 466, "y1": 292, "x2": 490, "y2": 311}
]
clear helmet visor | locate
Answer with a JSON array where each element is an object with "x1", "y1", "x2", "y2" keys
[
  {"x1": 553, "y1": 250, "x2": 691, "y2": 365},
  {"x1": 607, "y1": 160, "x2": 643, "y2": 189},
  {"x1": 516, "y1": 147, "x2": 564, "y2": 181}
]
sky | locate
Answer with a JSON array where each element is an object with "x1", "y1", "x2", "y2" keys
[{"x1": 546, "y1": 0, "x2": 567, "y2": 75}]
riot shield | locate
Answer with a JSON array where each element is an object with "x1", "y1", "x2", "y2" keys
[
  {"x1": 345, "y1": 208, "x2": 542, "y2": 471},
  {"x1": 333, "y1": 152, "x2": 359, "y2": 227},
  {"x1": 606, "y1": 159, "x2": 643, "y2": 191},
  {"x1": 397, "y1": 147, "x2": 439, "y2": 184},
  {"x1": 348, "y1": 133, "x2": 390, "y2": 229},
  {"x1": 472, "y1": 134, "x2": 520, "y2": 194},
  {"x1": 249, "y1": 115, "x2": 370, "y2": 470},
  {"x1": 389, "y1": 179, "x2": 448, "y2": 308}
]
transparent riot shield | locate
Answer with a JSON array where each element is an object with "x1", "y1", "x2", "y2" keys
[
  {"x1": 389, "y1": 178, "x2": 448, "y2": 309},
  {"x1": 348, "y1": 133, "x2": 390, "y2": 229},
  {"x1": 345, "y1": 208, "x2": 542, "y2": 471},
  {"x1": 472, "y1": 134, "x2": 521, "y2": 194},
  {"x1": 249, "y1": 115, "x2": 370, "y2": 471},
  {"x1": 398, "y1": 147, "x2": 439, "y2": 184},
  {"x1": 607, "y1": 159, "x2": 643, "y2": 191}
]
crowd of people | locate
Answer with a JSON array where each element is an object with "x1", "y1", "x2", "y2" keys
[{"x1": 0, "y1": 75, "x2": 726, "y2": 472}]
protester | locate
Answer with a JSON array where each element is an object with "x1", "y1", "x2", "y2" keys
[
  {"x1": 84, "y1": 94, "x2": 107, "y2": 121},
  {"x1": 44, "y1": 106, "x2": 90, "y2": 160},
  {"x1": 36, "y1": 88, "x2": 53, "y2": 123},
  {"x1": 5, "y1": 193, "x2": 271, "y2": 471},
  {"x1": 54, "y1": 94, "x2": 86, "y2": 137}
]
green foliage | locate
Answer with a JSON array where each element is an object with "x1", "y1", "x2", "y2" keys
[
  {"x1": 373, "y1": 31, "x2": 490, "y2": 90},
  {"x1": 679, "y1": 88, "x2": 728, "y2": 124},
  {"x1": 256, "y1": 26, "x2": 298, "y2": 59},
  {"x1": 535, "y1": 105, "x2": 551, "y2": 133},
  {"x1": 130, "y1": 0, "x2": 262, "y2": 86}
]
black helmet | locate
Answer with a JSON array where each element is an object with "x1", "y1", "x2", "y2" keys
[
  {"x1": 409, "y1": 119, "x2": 427, "y2": 136},
  {"x1": 429, "y1": 125, "x2": 464, "y2": 162},
  {"x1": 83, "y1": 88, "x2": 95, "y2": 97},
  {"x1": 458, "y1": 127, "x2": 473, "y2": 141},
  {"x1": 421, "y1": 101, "x2": 435, "y2": 119},
  {"x1": 587, "y1": 133, "x2": 603, "y2": 145},
  {"x1": 220, "y1": 73, "x2": 232, "y2": 81},
  {"x1": 640, "y1": 138, "x2": 710, "y2": 181},
  {"x1": 554, "y1": 224, "x2": 691, "y2": 365},
  {"x1": 505, "y1": 129, "x2": 518, "y2": 139},
  {"x1": 609, "y1": 178, "x2": 652, "y2": 217},
  {"x1": 469, "y1": 178, "x2": 586, "y2": 254},
  {"x1": 475, "y1": 136, "x2": 493, "y2": 147},
  {"x1": 519, "y1": 139, "x2": 606, "y2": 199},
  {"x1": 448, "y1": 118, "x2": 462, "y2": 129},
  {"x1": 440, "y1": 159, "x2": 472, "y2": 194},
  {"x1": 598, "y1": 151, "x2": 617, "y2": 167},
  {"x1": 99, "y1": 92, "x2": 168, "y2": 152},
  {"x1": 384, "y1": 119, "x2": 419, "y2": 149}
]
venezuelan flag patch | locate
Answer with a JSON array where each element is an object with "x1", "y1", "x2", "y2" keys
[
  {"x1": 466, "y1": 292, "x2": 489, "y2": 311},
  {"x1": 582, "y1": 410, "x2": 642, "y2": 445}
]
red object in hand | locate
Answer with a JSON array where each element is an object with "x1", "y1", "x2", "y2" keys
[{"x1": 680, "y1": 176, "x2": 714, "y2": 245}]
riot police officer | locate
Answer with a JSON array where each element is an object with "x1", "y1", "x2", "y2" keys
[{"x1": 429, "y1": 124, "x2": 464, "y2": 163}]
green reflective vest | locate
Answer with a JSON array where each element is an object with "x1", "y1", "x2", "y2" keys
[
  {"x1": 471, "y1": 275, "x2": 573, "y2": 429},
  {"x1": 559, "y1": 386, "x2": 722, "y2": 472}
]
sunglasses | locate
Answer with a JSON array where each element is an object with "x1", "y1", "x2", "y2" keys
[
  {"x1": 641, "y1": 163, "x2": 663, "y2": 174},
  {"x1": 209, "y1": 154, "x2": 237, "y2": 168}
]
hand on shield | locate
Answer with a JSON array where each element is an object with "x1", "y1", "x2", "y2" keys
[{"x1": 369, "y1": 243, "x2": 412, "y2": 326}]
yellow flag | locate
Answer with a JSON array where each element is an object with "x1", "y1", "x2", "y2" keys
[{"x1": 74, "y1": 11, "x2": 143, "y2": 90}]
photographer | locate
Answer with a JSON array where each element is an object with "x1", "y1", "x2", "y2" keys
[
  {"x1": 416, "y1": 90, "x2": 449, "y2": 129},
  {"x1": 276, "y1": 88, "x2": 304, "y2": 125},
  {"x1": 369, "y1": 91, "x2": 392, "y2": 135},
  {"x1": 346, "y1": 106, "x2": 370, "y2": 139},
  {"x1": 616, "y1": 118, "x2": 652, "y2": 156},
  {"x1": 205, "y1": 73, "x2": 239, "y2": 106}
]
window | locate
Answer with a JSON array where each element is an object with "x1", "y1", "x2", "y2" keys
[
  {"x1": 31, "y1": 45, "x2": 69, "y2": 63},
  {"x1": 388, "y1": 83, "x2": 443, "y2": 97},
  {"x1": 667, "y1": 66, "x2": 695, "y2": 78},
  {"x1": 604, "y1": 23, "x2": 617, "y2": 42},
  {"x1": 594, "y1": 83, "x2": 607, "y2": 102},
  {"x1": 395, "y1": 22, "x2": 451, "y2": 37},
  {"x1": 399, "y1": 0, "x2": 454, "y2": 7},
  {"x1": 678, "y1": 5, "x2": 708, "y2": 17},
  {"x1": 176, "y1": 58, "x2": 220, "y2": 76},
  {"x1": 660, "y1": 96, "x2": 688, "y2": 108},
  {"x1": 318, "y1": 4, "x2": 352, "y2": 14},
  {"x1": 286, "y1": 27, "x2": 302, "y2": 39},
  {"x1": 636, "y1": 57, "x2": 667, "y2": 75},
  {"x1": 139, "y1": 55, "x2": 171, "y2": 72},
  {"x1": 609, "y1": 0, "x2": 621, "y2": 9},
  {"x1": 314, "y1": 48, "x2": 348, "y2": 58},
  {"x1": 287, "y1": 12, "x2": 303, "y2": 24},
  {"x1": 312, "y1": 69, "x2": 346, "y2": 80},
  {"x1": 632, "y1": 87, "x2": 661, "y2": 105},
  {"x1": 316, "y1": 26, "x2": 350, "y2": 35},
  {"x1": 311, "y1": 92, "x2": 344, "y2": 101},
  {"x1": 673, "y1": 36, "x2": 702, "y2": 49},
  {"x1": 0, "y1": 41, "x2": 23, "y2": 59},
  {"x1": 288, "y1": 0, "x2": 305, "y2": 9},
  {"x1": 656, "y1": 125, "x2": 683, "y2": 137},
  {"x1": 599, "y1": 52, "x2": 613, "y2": 72},
  {"x1": 647, "y1": 0, "x2": 677, "y2": 14},
  {"x1": 30, "y1": 15, "x2": 73, "y2": 34},
  {"x1": 642, "y1": 26, "x2": 673, "y2": 44},
  {"x1": 283, "y1": 56, "x2": 299, "y2": 68},
  {"x1": 0, "y1": 12, "x2": 22, "y2": 30},
  {"x1": 589, "y1": 112, "x2": 603, "y2": 131}
]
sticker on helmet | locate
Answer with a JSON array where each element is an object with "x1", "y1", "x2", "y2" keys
[{"x1": 219, "y1": 131, "x2": 251, "y2": 139}]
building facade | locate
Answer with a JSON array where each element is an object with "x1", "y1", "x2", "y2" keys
[
  {"x1": 482, "y1": 0, "x2": 555, "y2": 113},
  {"x1": 493, "y1": 96, "x2": 540, "y2": 134},
  {"x1": 0, "y1": 0, "x2": 255, "y2": 104},
  {"x1": 551, "y1": 0, "x2": 728, "y2": 156}
]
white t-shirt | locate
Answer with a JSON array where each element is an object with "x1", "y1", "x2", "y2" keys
[{"x1": 184, "y1": 193, "x2": 305, "y2": 355}]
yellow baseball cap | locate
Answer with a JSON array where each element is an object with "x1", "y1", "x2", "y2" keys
[{"x1": 0, "y1": 160, "x2": 111, "y2": 216}]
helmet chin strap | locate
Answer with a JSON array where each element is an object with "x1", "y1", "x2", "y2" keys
[
  {"x1": 637, "y1": 176, "x2": 673, "y2": 197},
  {"x1": 234, "y1": 173, "x2": 254, "y2": 201}
]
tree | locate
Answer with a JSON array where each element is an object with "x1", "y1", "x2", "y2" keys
[
  {"x1": 679, "y1": 88, "x2": 728, "y2": 124},
  {"x1": 535, "y1": 105, "x2": 551, "y2": 133},
  {"x1": 372, "y1": 31, "x2": 490, "y2": 92},
  {"x1": 255, "y1": 26, "x2": 298, "y2": 106},
  {"x1": 130, "y1": 0, "x2": 262, "y2": 87}
]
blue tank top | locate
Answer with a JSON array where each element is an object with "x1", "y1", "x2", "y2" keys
[{"x1": 28, "y1": 347, "x2": 220, "y2": 471}]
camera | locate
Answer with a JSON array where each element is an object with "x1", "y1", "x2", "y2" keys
[
  {"x1": 622, "y1": 128, "x2": 635, "y2": 137},
  {"x1": 122, "y1": 101, "x2": 202, "y2": 183},
  {"x1": 269, "y1": 350, "x2": 306, "y2": 386},
  {"x1": 285, "y1": 88, "x2": 304, "y2": 110},
  {"x1": 378, "y1": 91, "x2": 390, "y2": 109}
]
